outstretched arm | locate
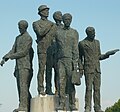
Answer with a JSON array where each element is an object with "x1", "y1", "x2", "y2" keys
[
  {"x1": 0, "y1": 38, "x2": 17, "y2": 66},
  {"x1": 99, "y1": 49, "x2": 119, "y2": 60}
]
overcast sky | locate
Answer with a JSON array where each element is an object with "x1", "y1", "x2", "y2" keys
[{"x1": 0, "y1": 1, "x2": 120, "y2": 112}]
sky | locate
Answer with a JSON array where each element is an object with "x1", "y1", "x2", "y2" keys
[{"x1": 0, "y1": 0, "x2": 120, "y2": 112}]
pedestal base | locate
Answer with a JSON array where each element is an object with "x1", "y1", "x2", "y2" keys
[
  {"x1": 18, "y1": 110, "x2": 79, "y2": 112},
  {"x1": 18, "y1": 111, "x2": 26, "y2": 112},
  {"x1": 30, "y1": 95, "x2": 79, "y2": 112}
]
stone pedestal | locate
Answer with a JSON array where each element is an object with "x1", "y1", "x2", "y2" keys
[
  {"x1": 57, "y1": 111, "x2": 78, "y2": 112},
  {"x1": 30, "y1": 95, "x2": 79, "y2": 112},
  {"x1": 18, "y1": 111, "x2": 26, "y2": 112}
]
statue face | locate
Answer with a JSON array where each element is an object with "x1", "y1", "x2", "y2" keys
[
  {"x1": 63, "y1": 17, "x2": 72, "y2": 27},
  {"x1": 86, "y1": 27, "x2": 95, "y2": 40},
  {"x1": 40, "y1": 9, "x2": 49, "y2": 17},
  {"x1": 54, "y1": 14, "x2": 62, "y2": 21},
  {"x1": 18, "y1": 24, "x2": 26, "y2": 34},
  {"x1": 87, "y1": 31, "x2": 95, "y2": 40}
]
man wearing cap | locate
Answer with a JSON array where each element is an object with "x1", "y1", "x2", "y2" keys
[
  {"x1": 45, "y1": 11, "x2": 63, "y2": 95},
  {"x1": 55, "y1": 13, "x2": 79, "y2": 111},
  {"x1": 78, "y1": 26, "x2": 112, "y2": 112},
  {"x1": 32, "y1": 5, "x2": 55, "y2": 95},
  {"x1": 1, "y1": 20, "x2": 34, "y2": 112}
]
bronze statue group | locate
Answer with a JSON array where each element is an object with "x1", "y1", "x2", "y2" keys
[{"x1": 0, "y1": 5, "x2": 119, "y2": 112}]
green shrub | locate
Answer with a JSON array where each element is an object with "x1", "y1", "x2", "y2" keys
[{"x1": 105, "y1": 99, "x2": 120, "y2": 112}]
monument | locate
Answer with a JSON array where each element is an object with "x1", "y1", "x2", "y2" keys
[{"x1": 0, "y1": 4, "x2": 119, "y2": 112}]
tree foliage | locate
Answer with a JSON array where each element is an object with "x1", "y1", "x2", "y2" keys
[{"x1": 105, "y1": 99, "x2": 120, "y2": 112}]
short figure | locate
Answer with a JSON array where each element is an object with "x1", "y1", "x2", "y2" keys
[
  {"x1": 32, "y1": 5, "x2": 55, "y2": 95},
  {"x1": 45, "y1": 11, "x2": 63, "y2": 95},
  {"x1": 55, "y1": 13, "x2": 79, "y2": 111},
  {"x1": 1, "y1": 20, "x2": 34, "y2": 112},
  {"x1": 78, "y1": 26, "x2": 119, "y2": 112}
]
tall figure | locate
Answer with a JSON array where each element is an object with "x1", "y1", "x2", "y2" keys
[
  {"x1": 32, "y1": 5, "x2": 55, "y2": 95},
  {"x1": 78, "y1": 26, "x2": 118, "y2": 112},
  {"x1": 45, "y1": 11, "x2": 63, "y2": 95},
  {"x1": 0, "y1": 20, "x2": 34, "y2": 112},
  {"x1": 55, "y1": 13, "x2": 79, "y2": 111}
]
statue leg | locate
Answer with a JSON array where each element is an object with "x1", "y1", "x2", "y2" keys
[
  {"x1": 16, "y1": 69, "x2": 31, "y2": 112},
  {"x1": 56, "y1": 59, "x2": 66, "y2": 110},
  {"x1": 37, "y1": 53, "x2": 46, "y2": 95},
  {"x1": 93, "y1": 72, "x2": 103, "y2": 112},
  {"x1": 45, "y1": 50, "x2": 54, "y2": 95},
  {"x1": 84, "y1": 73, "x2": 94, "y2": 112},
  {"x1": 65, "y1": 60, "x2": 77, "y2": 111},
  {"x1": 54, "y1": 58, "x2": 59, "y2": 96}
]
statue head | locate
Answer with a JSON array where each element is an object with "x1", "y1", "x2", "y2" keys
[
  {"x1": 86, "y1": 26, "x2": 95, "y2": 40},
  {"x1": 62, "y1": 13, "x2": 72, "y2": 28},
  {"x1": 18, "y1": 20, "x2": 28, "y2": 34},
  {"x1": 53, "y1": 11, "x2": 62, "y2": 21},
  {"x1": 38, "y1": 5, "x2": 49, "y2": 17},
  {"x1": 53, "y1": 11, "x2": 62, "y2": 26}
]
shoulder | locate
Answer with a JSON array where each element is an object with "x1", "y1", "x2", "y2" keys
[
  {"x1": 16, "y1": 35, "x2": 20, "y2": 39},
  {"x1": 70, "y1": 28, "x2": 79, "y2": 38},
  {"x1": 70, "y1": 28, "x2": 78, "y2": 33},
  {"x1": 51, "y1": 23, "x2": 57, "y2": 29},
  {"x1": 24, "y1": 32, "x2": 32, "y2": 40},
  {"x1": 32, "y1": 20, "x2": 38, "y2": 28},
  {"x1": 95, "y1": 39, "x2": 100, "y2": 44},
  {"x1": 78, "y1": 40, "x2": 83, "y2": 45},
  {"x1": 78, "y1": 41, "x2": 83, "y2": 48},
  {"x1": 48, "y1": 20, "x2": 54, "y2": 24},
  {"x1": 79, "y1": 38, "x2": 87, "y2": 46},
  {"x1": 81, "y1": 37, "x2": 87, "y2": 43},
  {"x1": 33, "y1": 20, "x2": 40, "y2": 24}
]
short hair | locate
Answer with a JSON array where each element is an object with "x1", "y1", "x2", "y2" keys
[
  {"x1": 85, "y1": 26, "x2": 95, "y2": 34},
  {"x1": 18, "y1": 20, "x2": 28, "y2": 29},
  {"x1": 53, "y1": 11, "x2": 62, "y2": 20},
  {"x1": 62, "y1": 13, "x2": 72, "y2": 20}
]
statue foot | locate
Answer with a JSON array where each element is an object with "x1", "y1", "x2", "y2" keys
[
  {"x1": 13, "y1": 108, "x2": 27, "y2": 112},
  {"x1": 39, "y1": 91, "x2": 46, "y2": 96},
  {"x1": 55, "y1": 90, "x2": 59, "y2": 96},
  {"x1": 56, "y1": 103, "x2": 64, "y2": 110},
  {"x1": 84, "y1": 106, "x2": 91, "y2": 112},
  {"x1": 70, "y1": 105, "x2": 78, "y2": 111},
  {"x1": 46, "y1": 91, "x2": 54, "y2": 95},
  {"x1": 95, "y1": 109, "x2": 104, "y2": 112},
  {"x1": 45, "y1": 89, "x2": 54, "y2": 95}
]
